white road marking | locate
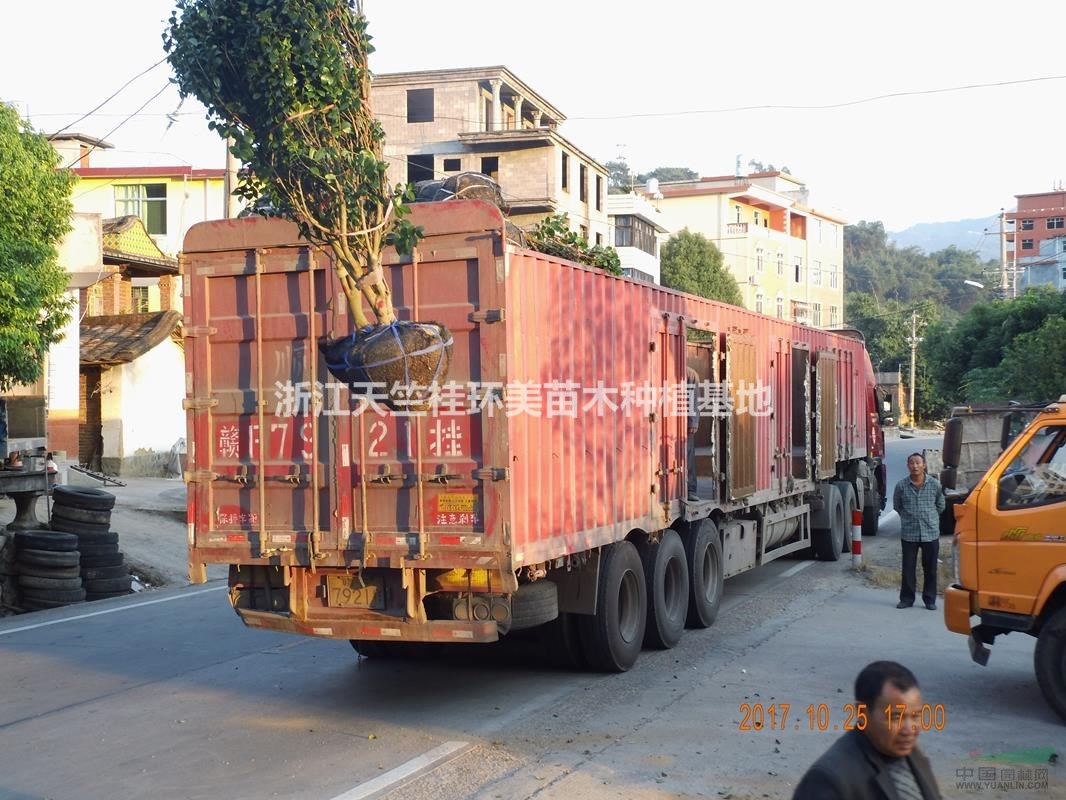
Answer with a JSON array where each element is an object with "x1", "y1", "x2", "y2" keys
[
  {"x1": 780, "y1": 561, "x2": 816, "y2": 578},
  {"x1": 330, "y1": 741, "x2": 470, "y2": 800},
  {"x1": 0, "y1": 585, "x2": 228, "y2": 637}
]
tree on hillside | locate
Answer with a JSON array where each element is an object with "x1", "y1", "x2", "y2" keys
[
  {"x1": 605, "y1": 159, "x2": 633, "y2": 194},
  {"x1": 747, "y1": 159, "x2": 791, "y2": 174},
  {"x1": 0, "y1": 106, "x2": 75, "y2": 392},
  {"x1": 165, "y1": 0, "x2": 452, "y2": 398},
  {"x1": 844, "y1": 220, "x2": 992, "y2": 316},
  {"x1": 660, "y1": 230, "x2": 743, "y2": 306}
]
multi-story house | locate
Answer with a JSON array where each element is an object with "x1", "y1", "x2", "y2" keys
[
  {"x1": 607, "y1": 192, "x2": 670, "y2": 284},
  {"x1": 1019, "y1": 235, "x2": 1066, "y2": 292},
  {"x1": 52, "y1": 134, "x2": 227, "y2": 257},
  {"x1": 1007, "y1": 190, "x2": 1066, "y2": 263},
  {"x1": 653, "y1": 171, "x2": 845, "y2": 327},
  {"x1": 372, "y1": 66, "x2": 610, "y2": 244}
]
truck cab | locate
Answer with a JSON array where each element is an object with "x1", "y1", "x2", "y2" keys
[{"x1": 944, "y1": 395, "x2": 1066, "y2": 721}]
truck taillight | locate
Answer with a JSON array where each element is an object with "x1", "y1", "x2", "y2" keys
[{"x1": 952, "y1": 534, "x2": 960, "y2": 585}]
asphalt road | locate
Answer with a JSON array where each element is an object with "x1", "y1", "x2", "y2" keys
[{"x1": 2, "y1": 510, "x2": 1062, "y2": 800}]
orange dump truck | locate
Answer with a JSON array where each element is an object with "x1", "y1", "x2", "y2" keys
[
  {"x1": 182, "y1": 201, "x2": 887, "y2": 671},
  {"x1": 944, "y1": 395, "x2": 1066, "y2": 721}
]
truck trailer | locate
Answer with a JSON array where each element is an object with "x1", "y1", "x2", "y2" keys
[{"x1": 182, "y1": 201, "x2": 887, "y2": 671}]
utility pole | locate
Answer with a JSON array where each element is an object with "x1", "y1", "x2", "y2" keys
[
  {"x1": 224, "y1": 137, "x2": 240, "y2": 219},
  {"x1": 999, "y1": 208, "x2": 1010, "y2": 299},
  {"x1": 907, "y1": 309, "x2": 922, "y2": 425}
]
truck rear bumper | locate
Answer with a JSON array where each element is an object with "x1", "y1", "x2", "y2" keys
[
  {"x1": 237, "y1": 608, "x2": 500, "y2": 643},
  {"x1": 944, "y1": 584, "x2": 973, "y2": 635}
]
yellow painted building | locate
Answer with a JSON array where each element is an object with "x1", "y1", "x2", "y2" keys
[{"x1": 654, "y1": 172, "x2": 845, "y2": 327}]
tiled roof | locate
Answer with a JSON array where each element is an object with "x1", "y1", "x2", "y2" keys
[
  {"x1": 101, "y1": 216, "x2": 178, "y2": 273},
  {"x1": 81, "y1": 311, "x2": 182, "y2": 366}
]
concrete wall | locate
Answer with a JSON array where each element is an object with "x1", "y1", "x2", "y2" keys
[{"x1": 96, "y1": 339, "x2": 185, "y2": 476}]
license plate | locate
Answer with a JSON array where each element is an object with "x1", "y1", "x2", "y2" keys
[{"x1": 326, "y1": 576, "x2": 384, "y2": 609}]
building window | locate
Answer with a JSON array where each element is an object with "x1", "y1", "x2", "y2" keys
[
  {"x1": 794, "y1": 256, "x2": 803, "y2": 283},
  {"x1": 812, "y1": 303, "x2": 822, "y2": 327},
  {"x1": 1021, "y1": 219, "x2": 1035, "y2": 231},
  {"x1": 756, "y1": 248, "x2": 764, "y2": 272},
  {"x1": 829, "y1": 305, "x2": 839, "y2": 326},
  {"x1": 407, "y1": 154, "x2": 434, "y2": 184},
  {"x1": 579, "y1": 164, "x2": 588, "y2": 203},
  {"x1": 735, "y1": 205, "x2": 743, "y2": 223},
  {"x1": 812, "y1": 261, "x2": 822, "y2": 286},
  {"x1": 115, "y1": 184, "x2": 167, "y2": 235},
  {"x1": 755, "y1": 293, "x2": 764, "y2": 314},
  {"x1": 614, "y1": 215, "x2": 657, "y2": 256},
  {"x1": 776, "y1": 295, "x2": 784, "y2": 318},
  {"x1": 595, "y1": 175, "x2": 603, "y2": 211},
  {"x1": 595, "y1": 232, "x2": 603, "y2": 246},
  {"x1": 830, "y1": 223, "x2": 838, "y2": 246},
  {"x1": 829, "y1": 265, "x2": 839, "y2": 289},
  {"x1": 1048, "y1": 217, "x2": 1064, "y2": 229},
  {"x1": 480, "y1": 156, "x2": 499, "y2": 180},
  {"x1": 406, "y1": 88, "x2": 434, "y2": 123},
  {"x1": 1022, "y1": 238, "x2": 1035, "y2": 250},
  {"x1": 561, "y1": 152, "x2": 570, "y2": 191},
  {"x1": 442, "y1": 158, "x2": 461, "y2": 172},
  {"x1": 131, "y1": 286, "x2": 150, "y2": 313},
  {"x1": 776, "y1": 252, "x2": 784, "y2": 276},
  {"x1": 753, "y1": 210, "x2": 761, "y2": 227},
  {"x1": 1061, "y1": 266, "x2": 1066, "y2": 281},
  {"x1": 579, "y1": 224, "x2": 589, "y2": 242}
]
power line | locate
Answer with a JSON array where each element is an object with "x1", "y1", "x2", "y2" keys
[
  {"x1": 47, "y1": 57, "x2": 168, "y2": 139},
  {"x1": 62, "y1": 83, "x2": 171, "y2": 170}
]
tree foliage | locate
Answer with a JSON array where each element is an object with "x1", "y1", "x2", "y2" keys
[
  {"x1": 922, "y1": 288, "x2": 1066, "y2": 406},
  {"x1": 164, "y1": 0, "x2": 417, "y2": 329},
  {"x1": 747, "y1": 159, "x2": 790, "y2": 174},
  {"x1": 660, "y1": 230, "x2": 743, "y2": 306},
  {"x1": 605, "y1": 159, "x2": 698, "y2": 193},
  {"x1": 844, "y1": 220, "x2": 995, "y2": 314},
  {"x1": 525, "y1": 214, "x2": 621, "y2": 274},
  {"x1": 0, "y1": 106, "x2": 74, "y2": 392}
]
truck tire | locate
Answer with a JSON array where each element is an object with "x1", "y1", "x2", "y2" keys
[
  {"x1": 81, "y1": 564, "x2": 129, "y2": 581},
  {"x1": 14, "y1": 530, "x2": 78, "y2": 552},
  {"x1": 1034, "y1": 606, "x2": 1066, "y2": 723},
  {"x1": 511, "y1": 580, "x2": 559, "y2": 631},
  {"x1": 17, "y1": 574, "x2": 84, "y2": 592},
  {"x1": 50, "y1": 504, "x2": 112, "y2": 526},
  {"x1": 639, "y1": 530, "x2": 690, "y2": 649},
  {"x1": 83, "y1": 575, "x2": 133, "y2": 594},
  {"x1": 49, "y1": 517, "x2": 110, "y2": 537},
  {"x1": 683, "y1": 520, "x2": 723, "y2": 629},
  {"x1": 540, "y1": 611, "x2": 586, "y2": 670},
  {"x1": 832, "y1": 481, "x2": 857, "y2": 554},
  {"x1": 862, "y1": 489, "x2": 881, "y2": 538},
  {"x1": 20, "y1": 586, "x2": 87, "y2": 604},
  {"x1": 812, "y1": 485, "x2": 845, "y2": 561},
  {"x1": 17, "y1": 548, "x2": 80, "y2": 568},
  {"x1": 578, "y1": 541, "x2": 647, "y2": 672},
  {"x1": 18, "y1": 564, "x2": 81, "y2": 580},
  {"x1": 52, "y1": 485, "x2": 115, "y2": 511}
]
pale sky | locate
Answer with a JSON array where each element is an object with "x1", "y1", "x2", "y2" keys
[{"x1": 3, "y1": 0, "x2": 1064, "y2": 232}]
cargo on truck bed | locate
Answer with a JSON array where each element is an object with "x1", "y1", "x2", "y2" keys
[{"x1": 182, "y1": 200, "x2": 887, "y2": 671}]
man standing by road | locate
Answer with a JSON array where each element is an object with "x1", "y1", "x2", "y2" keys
[
  {"x1": 793, "y1": 661, "x2": 942, "y2": 799},
  {"x1": 893, "y1": 452, "x2": 945, "y2": 610}
]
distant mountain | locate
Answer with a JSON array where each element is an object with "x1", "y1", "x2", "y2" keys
[{"x1": 889, "y1": 216, "x2": 1000, "y2": 258}]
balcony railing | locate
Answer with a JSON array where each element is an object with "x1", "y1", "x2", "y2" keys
[{"x1": 725, "y1": 222, "x2": 790, "y2": 242}]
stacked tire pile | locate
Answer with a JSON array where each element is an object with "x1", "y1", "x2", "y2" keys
[
  {"x1": 14, "y1": 531, "x2": 85, "y2": 611},
  {"x1": 48, "y1": 486, "x2": 133, "y2": 601}
]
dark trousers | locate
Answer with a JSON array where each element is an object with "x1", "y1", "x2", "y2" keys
[{"x1": 900, "y1": 539, "x2": 939, "y2": 606}]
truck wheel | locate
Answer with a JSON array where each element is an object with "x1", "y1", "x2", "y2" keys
[
  {"x1": 862, "y1": 489, "x2": 881, "y2": 538},
  {"x1": 540, "y1": 612, "x2": 586, "y2": 670},
  {"x1": 683, "y1": 520, "x2": 723, "y2": 629},
  {"x1": 639, "y1": 530, "x2": 690, "y2": 649},
  {"x1": 812, "y1": 486, "x2": 844, "y2": 561},
  {"x1": 1034, "y1": 606, "x2": 1066, "y2": 723},
  {"x1": 579, "y1": 541, "x2": 647, "y2": 672},
  {"x1": 832, "y1": 481, "x2": 857, "y2": 554},
  {"x1": 52, "y1": 485, "x2": 115, "y2": 511}
]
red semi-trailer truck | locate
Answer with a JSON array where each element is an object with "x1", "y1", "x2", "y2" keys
[{"x1": 182, "y1": 201, "x2": 887, "y2": 671}]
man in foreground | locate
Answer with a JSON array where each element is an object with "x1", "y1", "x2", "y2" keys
[{"x1": 793, "y1": 661, "x2": 942, "y2": 799}]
